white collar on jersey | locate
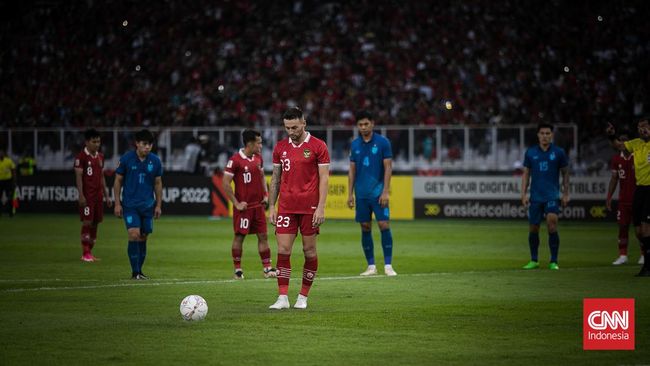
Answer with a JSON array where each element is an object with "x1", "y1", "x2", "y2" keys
[
  {"x1": 238, "y1": 149, "x2": 256, "y2": 161},
  {"x1": 290, "y1": 132, "x2": 311, "y2": 147},
  {"x1": 84, "y1": 147, "x2": 98, "y2": 158},
  {"x1": 620, "y1": 151, "x2": 633, "y2": 160}
]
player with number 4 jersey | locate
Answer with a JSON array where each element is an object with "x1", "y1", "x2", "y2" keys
[{"x1": 223, "y1": 129, "x2": 276, "y2": 280}]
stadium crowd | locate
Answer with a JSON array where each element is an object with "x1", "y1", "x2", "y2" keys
[{"x1": 1, "y1": 0, "x2": 649, "y2": 147}]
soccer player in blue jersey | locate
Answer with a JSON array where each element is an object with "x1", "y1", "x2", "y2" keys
[
  {"x1": 521, "y1": 123, "x2": 570, "y2": 270},
  {"x1": 113, "y1": 129, "x2": 163, "y2": 280},
  {"x1": 347, "y1": 110, "x2": 397, "y2": 276}
]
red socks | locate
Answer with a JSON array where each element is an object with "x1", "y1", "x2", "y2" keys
[
  {"x1": 300, "y1": 256, "x2": 318, "y2": 297},
  {"x1": 259, "y1": 247, "x2": 272, "y2": 269},
  {"x1": 232, "y1": 248, "x2": 242, "y2": 270},
  {"x1": 618, "y1": 225, "x2": 629, "y2": 256},
  {"x1": 81, "y1": 226, "x2": 92, "y2": 255},
  {"x1": 277, "y1": 254, "x2": 291, "y2": 295},
  {"x1": 89, "y1": 226, "x2": 98, "y2": 249}
]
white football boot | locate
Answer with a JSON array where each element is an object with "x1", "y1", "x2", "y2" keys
[
  {"x1": 612, "y1": 255, "x2": 628, "y2": 265},
  {"x1": 294, "y1": 294, "x2": 308, "y2": 309},
  {"x1": 360, "y1": 265, "x2": 377, "y2": 276},
  {"x1": 384, "y1": 265, "x2": 398, "y2": 276},
  {"x1": 269, "y1": 295, "x2": 290, "y2": 310}
]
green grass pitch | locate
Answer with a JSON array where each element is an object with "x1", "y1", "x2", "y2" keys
[{"x1": 0, "y1": 214, "x2": 648, "y2": 365}]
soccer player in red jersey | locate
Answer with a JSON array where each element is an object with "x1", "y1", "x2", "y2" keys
[
  {"x1": 223, "y1": 129, "x2": 277, "y2": 280},
  {"x1": 606, "y1": 132, "x2": 643, "y2": 265},
  {"x1": 268, "y1": 107, "x2": 330, "y2": 310},
  {"x1": 74, "y1": 129, "x2": 112, "y2": 262}
]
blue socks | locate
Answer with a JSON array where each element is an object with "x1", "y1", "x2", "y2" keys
[
  {"x1": 528, "y1": 232, "x2": 539, "y2": 262},
  {"x1": 381, "y1": 229, "x2": 393, "y2": 265},
  {"x1": 139, "y1": 241, "x2": 147, "y2": 270},
  {"x1": 549, "y1": 232, "x2": 559, "y2": 263},
  {"x1": 128, "y1": 240, "x2": 147, "y2": 274},
  {"x1": 361, "y1": 231, "x2": 375, "y2": 265},
  {"x1": 128, "y1": 241, "x2": 140, "y2": 274}
]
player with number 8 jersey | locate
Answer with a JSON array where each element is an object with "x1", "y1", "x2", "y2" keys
[{"x1": 74, "y1": 129, "x2": 112, "y2": 262}]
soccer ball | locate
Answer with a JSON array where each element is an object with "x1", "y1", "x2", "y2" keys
[{"x1": 179, "y1": 295, "x2": 208, "y2": 321}]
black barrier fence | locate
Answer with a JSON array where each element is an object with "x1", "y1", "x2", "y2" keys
[
  {"x1": 414, "y1": 199, "x2": 615, "y2": 221},
  {"x1": 13, "y1": 173, "x2": 227, "y2": 216}
]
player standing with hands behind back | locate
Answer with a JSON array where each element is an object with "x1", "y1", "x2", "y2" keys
[
  {"x1": 347, "y1": 110, "x2": 397, "y2": 276},
  {"x1": 268, "y1": 107, "x2": 330, "y2": 310},
  {"x1": 521, "y1": 123, "x2": 569, "y2": 270},
  {"x1": 114, "y1": 129, "x2": 163, "y2": 280},
  {"x1": 74, "y1": 129, "x2": 113, "y2": 262},
  {"x1": 607, "y1": 117, "x2": 650, "y2": 276},
  {"x1": 222, "y1": 129, "x2": 277, "y2": 280}
]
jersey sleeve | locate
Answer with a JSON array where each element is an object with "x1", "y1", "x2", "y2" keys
[
  {"x1": 558, "y1": 148, "x2": 568, "y2": 168},
  {"x1": 382, "y1": 137, "x2": 393, "y2": 159},
  {"x1": 156, "y1": 158, "x2": 163, "y2": 177},
  {"x1": 523, "y1": 149, "x2": 531, "y2": 168},
  {"x1": 74, "y1": 153, "x2": 84, "y2": 170},
  {"x1": 272, "y1": 144, "x2": 281, "y2": 165},
  {"x1": 624, "y1": 139, "x2": 639, "y2": 154},
  {"x1": 115, "y1": 154, "x2": 127, "y2": 175},
  {"x1": 224, "y1": 156, "x2": 237, "y2": 176},
  {"x1": 316, "y1": 140, "x2": 330, "y2": 165}
]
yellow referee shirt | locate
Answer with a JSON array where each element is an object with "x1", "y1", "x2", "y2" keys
[
  {"x1": 0, "y1": 157, "x2": 16, "y2": 181},
  {"x1": 625, "y1": 138, "x2": 650, "y2": 186}
]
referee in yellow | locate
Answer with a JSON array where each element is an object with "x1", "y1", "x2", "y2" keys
[
  {"x1": 607, "y1": 117, "x2": 650, "y2": 276},
  {"x1": 0, "y1": 149, "x2": 17, "y2": 217}
]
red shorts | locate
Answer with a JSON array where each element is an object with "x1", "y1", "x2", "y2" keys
[
  {"x1": 275, "y1": 213, "x2": 319, "y2": 236},
  {"x1": 617, "y1": 203, "x2": 632, "y2": 226},
  {"x1": 233, "y1": 206, "x2": 267, "y2": 235},
  {"x1": 79, "y1": 197, "x2": 104, "y2": 223}
]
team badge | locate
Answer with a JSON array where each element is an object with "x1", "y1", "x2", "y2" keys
[
  {"x1": 371, "y1": 145, "x2": 378, "y2": 154},
  {"x1": 550, "y1": 152, "x2": 556, "y2": 161},
  {"x1": 147, "y1": 162, "x2": 154, "y2": 172},
  {"x1": 303, "y1": 149, "x2": 311, "y2": 158},
  {"x1": 244, "y1": 166, "x2": 249, "y2": 172}
]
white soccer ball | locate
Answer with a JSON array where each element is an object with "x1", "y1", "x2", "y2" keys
[{"x1": 179, "y1": 295, "x2": 208, "y2": 321}]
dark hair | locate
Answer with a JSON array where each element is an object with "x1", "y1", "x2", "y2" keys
[
  {"x1": 242, "y1": 129, "x2": 261, "y2": 145},
  {"x1": 84, "y1": 128, "x2": 101, "y2": 140},
  {"x1": 282, "y1": 106, "x2": 303, "y2": 121},
  {"x1": 135, "y1": 129, "x2": 155, "y2": 143},
  {"x1": 355, "y1": 110, "x2": 374, "y2": 122},
  {"x1": 537, "y1": 123, "x2": 554, "y2": 132},
  {"x1": 638, "y1": 116, "x2": 650, "y2": 125}
]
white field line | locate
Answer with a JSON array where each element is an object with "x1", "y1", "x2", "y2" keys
[{"x1": 1, "y1": 266, "x2": 620, "y2": 293}]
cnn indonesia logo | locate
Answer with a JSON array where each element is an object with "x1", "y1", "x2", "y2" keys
[{"x1": 583, "y1": 298, "x2": 634, "y2": 350}]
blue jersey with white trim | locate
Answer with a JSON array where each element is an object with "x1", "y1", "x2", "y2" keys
[
  {"x1": 523, "y1": 144, "x2": 568, "y2": 202},
  {"x1": 115, "y1": 151, "x2": 163, "y2": 209},
  {"x1": 349, "y1": 133, "x2": 392, "y2": 199}
]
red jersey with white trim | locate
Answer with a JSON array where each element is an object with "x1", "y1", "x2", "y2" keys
[
  {"x1": 272, "y1": 132, "x2": 330, "y2": 214},
  {"x1": 225, "y1": 149, "x2": 265, "y2": 209},
  {"x1": 611, "y1": 152, "x2": 635, "y2": 204},
  {"x1": 74, "y1": 148, "x2": 105, "y2": 200}
]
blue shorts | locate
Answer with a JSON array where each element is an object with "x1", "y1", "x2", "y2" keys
[
  {"x1": 355, "y1": 197, "x2": 390, "y2": 223},
  {"x1": 528, "y1": 200, "x2": 560, "y2": 225},
  {"x1": 123, "y1": 206, "x2": 154, "y2": 234}
]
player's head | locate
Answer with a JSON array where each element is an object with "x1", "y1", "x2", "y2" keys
[
  {"x1": 242, "y1": 129, "x2": 262, "y2": 155},
  {"x1": 637, "y1": 116, "x2": 650, "y2": 140},
  {"x1": 355, "y1": 110, "x2": 375, "y2": 138},
  {"x1": 134, "y1": 129, "x2": 155, "y2": 156},
  {"x1": 282, "y1": 106, "x2": 306, "y2": 142},
  {"x1": 84, "y1": 128, "x2": 102, "y2": 154},
  {"x1": 536, "y1": 123, "x2": 554, "y2": 147}
]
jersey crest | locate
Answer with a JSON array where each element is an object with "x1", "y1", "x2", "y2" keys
[{"x1": 303, "y1": 149, "x2": 311, "y2": 158}]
